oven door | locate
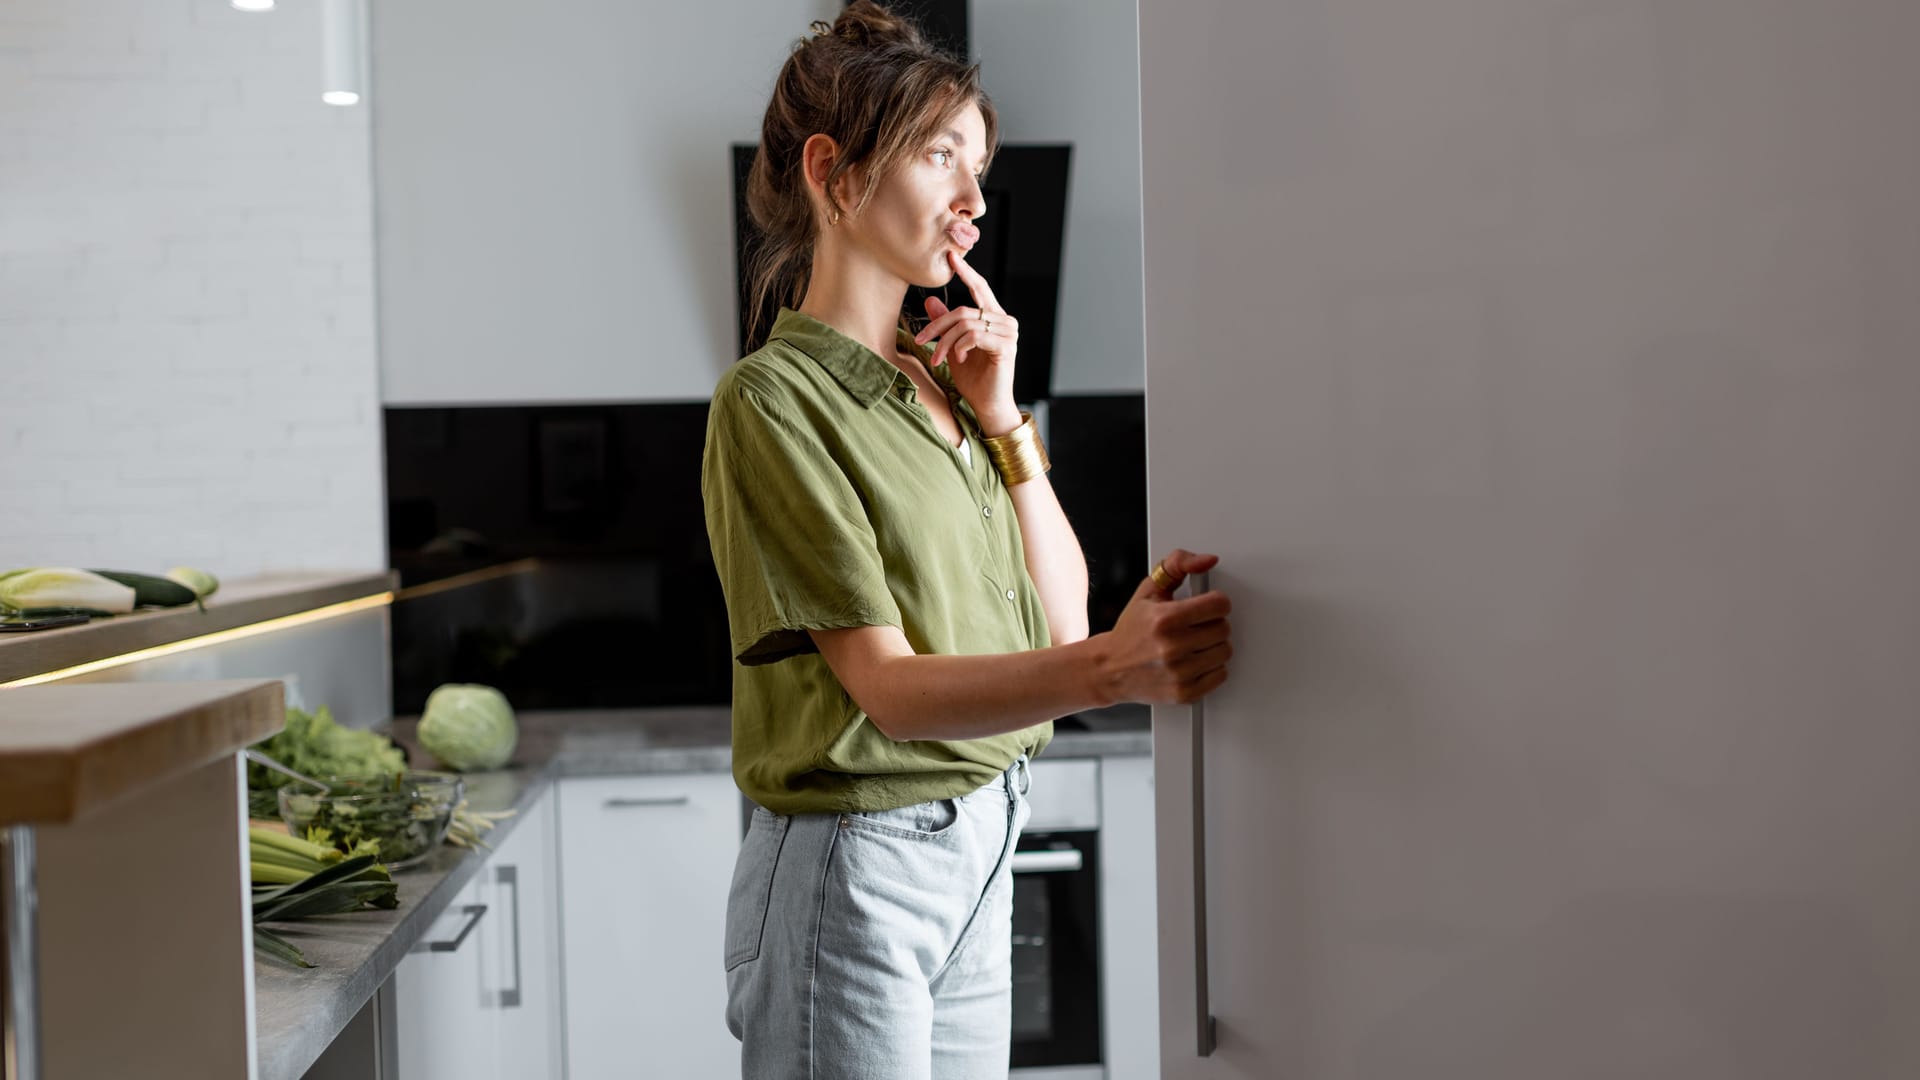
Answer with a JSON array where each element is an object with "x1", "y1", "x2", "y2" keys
[{"x1": 1009, "y1": 828, "x2": 1103, "y2": 1071}]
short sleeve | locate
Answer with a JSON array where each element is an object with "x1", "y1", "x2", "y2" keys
[{"x1": 702, "y1": 382, "x2": 903, "y2": 666}]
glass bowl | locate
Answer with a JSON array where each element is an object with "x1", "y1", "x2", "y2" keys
[
  {"x1": 404, "y1": 769, "x2": 466, "y2": 813},
  {"x1": 278, "y1": 770, "x2": 465, "y2": 870}
]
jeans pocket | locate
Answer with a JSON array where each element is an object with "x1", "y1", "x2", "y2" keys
[
  {"x1": 846, "y1": 796, "x2": 963, "y2": 840},
  {"x1": 723, "y1": 808, "x2": 788, "y2": 971}
]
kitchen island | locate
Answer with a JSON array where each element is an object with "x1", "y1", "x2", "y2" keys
[{"x1": 1, "y1": 679, "x2": 286, "y2": 1080}]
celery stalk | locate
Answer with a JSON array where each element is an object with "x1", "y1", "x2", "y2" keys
[
  {"x1": 251, "y1": 862, "x2": 311, "y2": 885},
  {"x1": 249, "y1": 826, "x2": 341, "y2": 864}
]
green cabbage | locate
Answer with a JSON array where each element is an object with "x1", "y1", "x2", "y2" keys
[{"x1": 418, "y1": 684, "x2": 518, "y2": 772}]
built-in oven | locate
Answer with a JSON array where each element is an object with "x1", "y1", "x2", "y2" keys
[
  {"x1": 1010, "y1": 828, "x2": 1103, "y2": 1072},
  {"x1": 1010, "y1": 730, "x2": 1160, "y2": 1080}
]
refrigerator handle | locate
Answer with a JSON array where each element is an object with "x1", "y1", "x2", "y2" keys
[{"x1": 1188, "y1": 569, "x2": 1218, "y2": 1057}]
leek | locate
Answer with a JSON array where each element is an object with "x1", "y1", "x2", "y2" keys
[
  {"x1": 0, "y1": 568, "x2": 134, "y2": 614},
  {"x1": 247, "y1": 836, "x2": 401, "y2": 968},
  {"x1": 252, "y1": 926, "x2": 311, "y2": 969}
]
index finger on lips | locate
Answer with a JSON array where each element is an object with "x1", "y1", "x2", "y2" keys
[{"x1": 947, "y1": 249, "x2": 1002, "y2": 313}]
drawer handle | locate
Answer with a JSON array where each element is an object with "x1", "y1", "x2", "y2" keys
[
  {"x1": 603, "y1": 796, "x2": 690, "y2": 809},
  {"x1": 425, "y1": 903, "x2": 487, "y2": 953},
  {"x1": 490, "y1": 865, "x2": 523, "y2": 1008}
]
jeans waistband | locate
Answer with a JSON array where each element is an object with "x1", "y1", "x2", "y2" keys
[{"x1": 999, "y1": 753, "x2": 1031, "y2": 799}]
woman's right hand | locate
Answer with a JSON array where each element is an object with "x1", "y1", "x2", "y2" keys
[{"x1": 1095, "y1": 549, "x2": 1232, "y2": 706}]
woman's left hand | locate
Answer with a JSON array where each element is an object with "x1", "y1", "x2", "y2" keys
[{"x1": 914, "y1": 248, "x2": 1020, "y2": 428}]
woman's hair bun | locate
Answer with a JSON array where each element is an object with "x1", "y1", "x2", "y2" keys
[{"x1": 813, "y1": 1, "x2": 925, "y2": 50}]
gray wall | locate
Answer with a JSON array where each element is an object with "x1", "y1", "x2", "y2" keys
[
  {"x1": 372, "y1": 0, "x2": 838, "y2": 406},
  {"x1": 370, "y1": 0, "x2": 1145, "y2": 405},
  {"x1": 977, "y1": 0, "x2": 1145, "y2": 395}
]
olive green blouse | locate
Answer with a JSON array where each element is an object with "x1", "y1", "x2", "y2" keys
[{"x1": 701, "y1": 306, "x2": 1053, "y2": 815}]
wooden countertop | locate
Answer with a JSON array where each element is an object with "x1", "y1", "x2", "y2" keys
[
  {"x1": 0, "y1": 569, "x2": 396, "y2": 687},
  {"x1": 0, "y1": 678, "x2": 287, "y2": 824}
]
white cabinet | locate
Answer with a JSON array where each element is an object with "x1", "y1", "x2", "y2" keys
[
  {"x1": 558, "y1": 771, "x2": 742, "y2": 1079},
  {"x1": 393, "y1": 867, "x2": 498, "y2": 1080},
  {"x1": 392, "y1": 784, "x2": 562, "y2": 1080},
  {"x1": 486, "y1": 782, "x2": 564, "y2": 1079},
  {"x1": 1097, "y1": 755, "x2": 1159, "y2": 1079}
]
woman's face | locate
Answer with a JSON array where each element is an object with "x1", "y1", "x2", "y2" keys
[{"x1": 838, "y1": 102, "x2": 989, "y2": 289}]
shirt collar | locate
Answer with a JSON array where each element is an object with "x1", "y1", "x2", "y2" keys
[{"x1": 769, "y1": 306, "x2": 950, "y2": 409}]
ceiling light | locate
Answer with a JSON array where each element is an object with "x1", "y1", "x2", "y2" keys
[{"x1": 321, "y1": 0, "x2": 366, "y2": 106}]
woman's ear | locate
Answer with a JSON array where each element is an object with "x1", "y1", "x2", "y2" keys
[
  {"x1": 802, "y1": 133, "x2": 857, "y2": 224},
  {"x1": 801, "y1": 133, "x2": 839, "y2": 192}
]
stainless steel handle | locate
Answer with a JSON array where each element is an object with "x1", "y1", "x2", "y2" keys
[
  {"x1": 1009, "y1": 850, "x2": 1084, "y2": 874},
  {"x1": 1189, "y1": 568, "x2": 1217, "y2": 1057},
  {"x1": 4, "y1": 825, "x2": 42, "y2": 1080},
  {"x1": 425, "y1": 903, "x2": 488, "y2": 953},
  {"x1": 603, "y1": 796, "x2": 690, "y2": 809},
  {"x1": 492, "y1": 865, "x2": 523, "y2": 1008}
]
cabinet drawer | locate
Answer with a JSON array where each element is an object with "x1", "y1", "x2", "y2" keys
[{"x1": 393, "y1": 871, "x2": 499, "y2": 1080}]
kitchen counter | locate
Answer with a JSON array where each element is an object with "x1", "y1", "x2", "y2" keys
[
  {"x1": 0, "y1": 679, "x2": 284, "y2": 824},
  {"x1": 0, "y1": 569, "x2": 396, "y2": 687},
  {"x1": 2, "y1": 680, "x2": 285, "y2": 1080},
  {"x1": 253, "y1": 703, "x2": 1150, "y2": 1080}
]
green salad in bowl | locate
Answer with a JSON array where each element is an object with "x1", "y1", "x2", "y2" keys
[{"x1": 279, "y1": 770, "x2": 466, "y2": 869}]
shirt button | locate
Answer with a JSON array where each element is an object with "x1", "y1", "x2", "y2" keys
[
  {"x1": 1005, "y1": 589, "x2": 1016, "y2": 601},
  {"x1": 982, "y1": 506, "x2": 992, "y2": 518}
]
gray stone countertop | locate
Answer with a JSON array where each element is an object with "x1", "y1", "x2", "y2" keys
[{"x1": 252, "y1": 703, "x2": 1149, "y2": 1080}]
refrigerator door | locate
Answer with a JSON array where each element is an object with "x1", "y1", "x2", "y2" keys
[{"x1": 1142, "y1": 1, "x2": 1920, "y2": 1077}]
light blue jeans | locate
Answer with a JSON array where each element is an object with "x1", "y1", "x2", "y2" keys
[{"x1": 724, "y1": 756, "x2": 1034, "y2": 1079}]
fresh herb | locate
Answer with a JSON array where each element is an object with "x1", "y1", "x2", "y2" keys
[{"x1": 281, "y1": 772, "x2": 451, "y2": 866}]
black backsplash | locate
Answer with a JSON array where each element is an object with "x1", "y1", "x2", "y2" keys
[
  {"x1": 383, "y1": 394, "x2": 1145, "y2": 715},
  {"x1": 1040, "y1": 395, "x2": 1149, "y2": 638}
]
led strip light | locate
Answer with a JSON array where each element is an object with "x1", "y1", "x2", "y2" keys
[{"x1": 1, "y1": 591, "x2": 394, "y2": 689}]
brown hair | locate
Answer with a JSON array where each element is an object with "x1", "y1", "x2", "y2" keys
[{"x1": 741, "y1": 0, "x2": 999, "y2": 354}]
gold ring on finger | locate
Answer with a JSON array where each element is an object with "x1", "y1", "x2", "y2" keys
[{"x1": 1150, "y1": 561, "x2": 1177, "y2": 592}]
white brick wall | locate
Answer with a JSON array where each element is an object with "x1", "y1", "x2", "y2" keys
[{"x1": 0, "y1": 0, "x2": 384, "y2": 577}]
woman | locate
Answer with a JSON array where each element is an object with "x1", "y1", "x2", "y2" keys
[{"x1": 701, "y1": 4, "x2": 1233, "y2": 1076}]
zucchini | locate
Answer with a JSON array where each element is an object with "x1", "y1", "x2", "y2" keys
[{"x1": 86, "y1": 570, "x2": 197, "y2": 608}]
